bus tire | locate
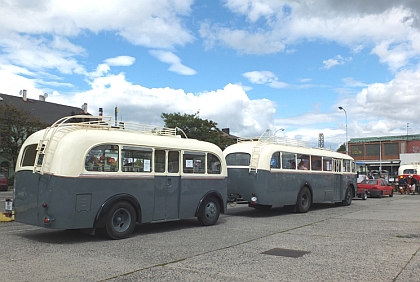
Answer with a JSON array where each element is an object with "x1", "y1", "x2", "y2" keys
[
  {"x1": 342, "y1": 187, "x2": 353, "y2": 206},
  {"x1": 198, "y1": 196, "x2": 220, "y2": 226},
  {"x1": 104, "y1": 201, "x2": 136, "y2": 239},
  {"x1": 296, "y1": 187, "x2": 311, "y2": 213}
]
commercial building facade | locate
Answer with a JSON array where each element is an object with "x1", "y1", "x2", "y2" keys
[{"x1": 348, "y1": 134, "x2": 420, "y2": 180}]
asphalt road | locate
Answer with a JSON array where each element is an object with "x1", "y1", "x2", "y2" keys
[{"x1": 0, "y1": 192, "x2": 419, "y2": 282}]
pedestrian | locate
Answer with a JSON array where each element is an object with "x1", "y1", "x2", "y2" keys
[{"x1": 404, "y1": 175, "x2": 418, "y2": 195}]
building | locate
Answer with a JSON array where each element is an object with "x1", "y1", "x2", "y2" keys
[
  {"x1": 0, "y1": 91, "x2": 89, "y2": 179},
  {"x1": 348, "y1": 134, "x2": 420, "y2": 180}
]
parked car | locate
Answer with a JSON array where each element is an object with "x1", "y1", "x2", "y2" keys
[
  {"x1": 357, "y1": 179, "x2": 393, "y2": 198},
  {"x1": 0, "y1": 173, "x2": 8, "y2": 191}
]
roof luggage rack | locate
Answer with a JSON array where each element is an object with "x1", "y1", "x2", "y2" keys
[{"x1": 239, "y1": 129, "x2": 309, "y2": 173}]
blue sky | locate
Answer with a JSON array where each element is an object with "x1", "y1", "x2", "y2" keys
[{"x1": 1, "y1": 0, "x2": 420, "y2": 149}]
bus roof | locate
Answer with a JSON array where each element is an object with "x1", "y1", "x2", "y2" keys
[{"x1": 16, "y1": 115, "x2": 225, "y2": 176}]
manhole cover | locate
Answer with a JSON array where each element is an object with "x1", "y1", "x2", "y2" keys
[{"x1": 261, "y1": 248, "x2": 310, "y2": 258}]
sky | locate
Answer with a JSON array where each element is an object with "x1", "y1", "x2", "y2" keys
[{"x1": 1, "y1": 0, "x2": 420, "y2": 150}]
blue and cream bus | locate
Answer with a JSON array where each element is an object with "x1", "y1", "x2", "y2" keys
[
  {"x1": 223, "y1": 131, "x2": 357, "y2": 212},
  {"x1": 14, "y1": 116, "x2": 227, "y2": 239}
]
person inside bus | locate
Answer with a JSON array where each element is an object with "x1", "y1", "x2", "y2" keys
[{"x1": 298, "y1": 160, "x2": 308, "y2": 170}]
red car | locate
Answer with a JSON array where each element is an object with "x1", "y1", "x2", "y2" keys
[
  {"x1": 357, "y1": 179, "x2": 393, "y2": 198},
  {"x1": 0, "y1": 173, "x2": 8, "y2": 191}
]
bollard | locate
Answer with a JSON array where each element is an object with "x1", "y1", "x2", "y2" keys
[{"x1": 5, "y1": 198, "x2": 13, "y2": 217}]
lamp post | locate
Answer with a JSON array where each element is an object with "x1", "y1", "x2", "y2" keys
[
  {"x1": 377, "y1": 137, "x2": 382, "y2": 172},
  {"x1": 338, "y1": 107, "x2": 348, "y2": 154}
]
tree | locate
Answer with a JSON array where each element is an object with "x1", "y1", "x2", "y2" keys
[
  {"x1": 337, "y1": 143, "x2": 346, "y2": 153},
  {"x1": 161, "y1": 112, "x2": 235, "y2": 149},
  {"x1": 0, "y1": 103, "x2": 48, "y2": 167}
]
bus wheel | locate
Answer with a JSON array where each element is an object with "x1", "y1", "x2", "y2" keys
[
  {"x1": 296, "y1": 187, "x2": 311, "y2": 213},
  {"x1": 342, "y1": 187, "x2": 353, "y2": 206},
  {"x1": 198, "y1": 197, "x2": 220, "y2": 226},
  {"x1": 105, "y1": 201, "x2": 136, "y2": 239}
]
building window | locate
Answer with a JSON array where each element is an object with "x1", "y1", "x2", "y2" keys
[
  {"x1": 365, "y1": 144, "x2": 379, "y2": 156},
  {"x1": 384, "y1": 143, "x2": 399, "y2": 155},
  {"x1": 350, "y1": 145, "x2": 363, "y2": 156}
]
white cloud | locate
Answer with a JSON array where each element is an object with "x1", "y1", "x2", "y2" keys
[
  {"x1": 149, "y1": 50, "x2": 196, "y2": 75},
  {"x1": 322, "y1": 55, "x2": 352, "y2": 69},
  {"x1": 43, "y1": 70, "x2": 276, "y2": 137},
  {"x1": 242, "y1": 71, "x2": 288, "y2": 88},
  {"x1": 0, "y1": 0, "x2": 195, "y2": 80},
  {"x1": 104, "y1": 56, "x2": 135, "y2": 67},
  {"x1": 206, "y1": 1, "x2": 420, "y2": 70}
]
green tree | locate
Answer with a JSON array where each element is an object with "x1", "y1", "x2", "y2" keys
[
  {"x1": 337, "y1": 143, "x2": 346, "y2": 153},
  {"x1": 161, "y1": 112, "x2": 236, "y2": 149},
  {"x1": 0, "y1": 103, "x2": 48, "y2": 166}
]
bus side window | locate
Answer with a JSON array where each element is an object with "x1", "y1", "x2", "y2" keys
[
  {"x1": 85, "y1": 144, "x2": 119, "y2": 172},
  {"x1": 311, "y1": 156, "x2": 322, "y2": 171},
  {"x1": 343, "y1": 160, "x2": 351, "y2": 172},
  {"x1": 168, "y1": 151, "x2": 179, "y2": 173},
  {"x1": 297, "y1": 154, "x2": 310, "y2": 170},
  {"x1": 323, "y1": 157, "x2": 332, "y2": 171},
  {"x1": 281, "y1": 152, "x2": 296, "y2": 169},
  {"x1": 154, "y1": 150, "x2": 165, "y2": 173},
  {"x1": 270, "y1": 152, "x2": 280, "y2": 169},
  {"x1": 121, "y1": 147, "x2": 152, "y2": 173},
  {"x1": 207, "y1": 153, "x2": 221, "y2": 174},
  {"x1": 183, "y1": 152, "x2": 205, "y2": 174}
]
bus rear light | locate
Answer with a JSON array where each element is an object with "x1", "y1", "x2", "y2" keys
[
  {"x1": 42, "y1": 203, "x2": 48, "y2": 208},
  {"x1": 43, "y1": 215, "x2": 54, "y2": 225}
]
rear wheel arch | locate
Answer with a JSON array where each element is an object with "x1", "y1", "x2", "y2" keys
[
  {"x1": 195, "y1": 191, "x2": 225, "y2": 216},
  {"x1": 94, "y1": 194, "x2": 141, "y2": 229}
]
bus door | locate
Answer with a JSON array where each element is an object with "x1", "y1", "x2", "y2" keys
[
  {"x1": 153, "y1": 150, "x2": 180, "y2": 221},
  {"x1": 333, "y1": 159, "x2": 343, "y2": 201}
]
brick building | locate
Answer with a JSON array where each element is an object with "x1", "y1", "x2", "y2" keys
[{"x1": 348, "y1": 134, "x2": 420, "y2": 179}]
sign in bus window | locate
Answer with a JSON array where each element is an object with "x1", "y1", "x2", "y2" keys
[
  {"x1": 281, "y1": 152, "x2": 296, "y2": 169},
  {"x1": 183, "y1": 152, "x2": 205, "y2": 174},
  {"x1": 85, "y1": 145, "x2": 119, "y2": 172},
  {"x1": 121, "y1": 147, "x2": 152, "y2": 172},
  {"x1": 207, "y1": 153, "x2": 222, "y2": 174}
]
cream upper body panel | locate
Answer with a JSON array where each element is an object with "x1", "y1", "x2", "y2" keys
[{"x1": 17, "y1": 124, "x2": 227, "y2": 177}]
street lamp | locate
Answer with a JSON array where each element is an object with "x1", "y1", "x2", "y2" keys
[
  {"x1": 338, "y1": 107, "x2": 348, "y2": 154},
  {"x1": 377, "y1": 137, "x2": 382, "y2": 172}
]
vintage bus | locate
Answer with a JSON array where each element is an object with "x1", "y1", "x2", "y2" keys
[
  {"x1": 223, "y1": 131, "x2": 357, "y2": 212},
  {"x1": 13, "y1": 116, "x2": 227, "y2": 239}
]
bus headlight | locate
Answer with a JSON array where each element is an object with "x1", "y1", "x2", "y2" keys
[{"x1": 251, "y1": 196, "x2": 257, "y2": 202}]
